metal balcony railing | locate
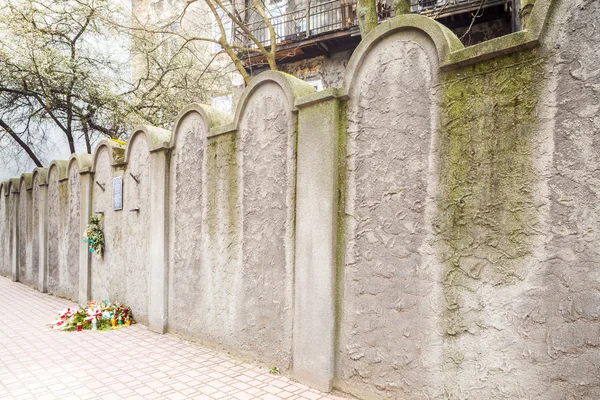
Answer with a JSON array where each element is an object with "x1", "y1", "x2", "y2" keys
[
  {"x1": 411, "y1": 0, "x2": 511, "y2": 19},
  {"x1": 234, "y1": 0, "x2": 511, "y2": 50},
  {"x1": 234, "y1": 0, "x2": 361, "y2": 49}
]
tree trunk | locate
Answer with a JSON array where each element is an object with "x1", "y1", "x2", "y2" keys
[
  {"x1": 394, "y1": 0, "x2": 411, "y2": 15},
  {"x1": 357, "y1": 0, "x2": 378, "y2": 38},
  {"x1": 0, "y1": 119, "x2": 43, "y2": 168}
]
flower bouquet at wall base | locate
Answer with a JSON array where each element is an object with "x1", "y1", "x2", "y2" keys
[
  {"x1": 50, "y1": 301, "x2": 134, "y2": 331},
  {"x1": 83, "y1": 215, "x2": 104, "y2": 259}
]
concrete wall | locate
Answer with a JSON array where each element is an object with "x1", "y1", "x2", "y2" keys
[
  {"x1": 17, "y1": 176, "x2": 33, "y2": 287},
  {"x1": 4, "y1": 2, "x2": 600, "y2": 398},
  {"x1": 121, "y1": 133, "x2": 152, "y2": 325},
  {"x1": 47, "y1": 161, "x2": 78, "y2": 300},
  {"x1": 168, "y1": 108, "x2": 209, "y2": 339},
  {"x1": 338, "y1": 29, "x2": 443, "y2": 399},
  {"x1": 90, "y1": 143, "x2": 126, "y2": 304},
  {"x1": 0, "y1": 182, "x2": 8, "y2": 277}
]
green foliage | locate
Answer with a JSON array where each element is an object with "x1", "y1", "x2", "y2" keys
[
  {"x1": 268, "y1": 367, "x2": 280, "y2": 375},
  {"x1": 83, "y1": 215, "x2": 104, "y2": 258}
]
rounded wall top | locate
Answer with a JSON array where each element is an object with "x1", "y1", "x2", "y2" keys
[
  {"x1": 19, "y1": 173, "x2": 33, "y2": 191},
  {"x1": 233, "y1": 71, "x2": 316, "y2": 126},
  {"x1": 124, "y1": 125, "x2": 172, "y2": 162},
  {"x1": 32, "y1": 168, "x2": 49, "y2": 186},
  {"x1": 170, "y1": 103, "x2": 232, "y2": 147},
  {"x1": 0, "y1": 181, "x2": 8, "y2": 197},
  {"x1": 9, "y1": 178, "x2": 21, "y2": 193},
  {"x1": 68, "y1": 153, "x2": 93, "y2": 175},
  {"x1": 340, "y1": 14, "x2": 463, "y2": 97},
  {"x1": 91, "y1": 140, "x2": 127, "y2": 172},
  {"x1": 48, "y1": 160, "x2": 69, "y2": 182}
]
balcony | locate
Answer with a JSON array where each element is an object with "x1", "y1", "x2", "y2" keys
[
  {"x1": 235, "y1": 0, "x2": 515, "y2": 67},
  {"x1": 412, "y1": 0, "x2": 512, "y2": 18}
]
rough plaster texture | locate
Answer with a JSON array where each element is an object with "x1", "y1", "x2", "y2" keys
[
  {"x1": 91, "y1": 139, "x2": 151, "y2": 326},
  {"x1": 5, "y1": 5, "x2": 600, "y2": 399},
  {"x1": 47, "y1": 170, "x2": 77, "y2": 300},
  {"x1": 17, "y1": 181, "x2": 33, "y2": 287},
  {"x1": 122, "y1": 134, "x2": 151, "y2": 325},
  {"x1": 508, "y1": 0, "x2": 600, "y2": 397},
  {"x1": 238, "y1": 82, "x2": 296, "y2": 370},
  {"x1": 0, "y1": 191, "x2": 8, "y2": 277},
  {"x1": 90, "y1": 148, "x2": 125, "y2": 305},
  {"x1": 199, "y1": 131, "x2": 241, "y2": 348},
  {"x1": 66, "y1": 166, "x2": 81, "y2": 299},
  {"x1": 31, "y1": 176, "x2": 41, "y2": 290},
  {"x1": 435, "y1": 50, "x2": 547, "y2": 399},
  {"x1": 293, "y1": 96, "x2": 341, "y2": 391},
  {"x1": 168, "y1": 111, "x2": 208, "y2": 338},
  {"x1": 9, "y1": 190, "x2": 17, "y2": 281},
  {"x1": 339, "y1": 32, "x2": 443, "y2": 399}
]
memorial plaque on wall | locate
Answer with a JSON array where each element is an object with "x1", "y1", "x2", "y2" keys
[{"x1": 113, "y1": 176, "x2": 123, "y2": 211}]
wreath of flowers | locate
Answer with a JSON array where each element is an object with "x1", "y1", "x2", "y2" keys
[
  {"x1": 83, "y1": 215, "x2": 104, "y2": 259},
  {"x1": 50, "y1": 301, "x2": 134, "y2": 331}
]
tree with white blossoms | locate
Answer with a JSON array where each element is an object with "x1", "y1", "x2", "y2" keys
[{"x1": 0, "y1": 0, "x2": 234, "y2": 171}]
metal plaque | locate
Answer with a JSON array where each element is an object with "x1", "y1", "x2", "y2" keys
[{"x1": 112, "y1": 176, "x2": 123, "y2": 211}]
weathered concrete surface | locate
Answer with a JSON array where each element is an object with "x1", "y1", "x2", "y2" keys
[
  {"x1": 512, "y1": 0, "x2": 600, "y2": 398},
  {"x1": 200, "y1": 131, "x2": 240, "y2": 348},
  {"x1": 90, "y1": 144, "x2": 125, "y2": 305},
  {"x1": 4, "y1": 4, "x2": 600, "y2": 399},
  {"x1": 293, "y1": 91, "x2": 342, "y2": 391},
  {"x1": 168, "y1": 110, "x2": 209, "y2": 338},
  {"x1": 436, "y1": 51, "x2": 547, "y2": 400},
  {"x1": 122, "y1": 133, "x2": 152, "y2": 325},
  {"x1": 47, "y1": 162, "x2": 78, "y2": 301},
  {"x1": 18, "y1": 177, "x2": 33, "y2": 288},
  {"x1": 238, "y1": 81, "x2": 296, "y2": 370},
  {"x1": 31, "y1": 173, "x2": 43, "y2": 291},
  {"x1": 0, "y1": 183, "x2": 9, "y2": 277},
  {"x1": 338, "y1": 31, "x2": 443, "y2": 399},
  {"x1": 9, "y1": 182, "x2": 19, "y2": 282},
  {"x1": 33, "y1": 169, "x2": 48, "y2": 293}
]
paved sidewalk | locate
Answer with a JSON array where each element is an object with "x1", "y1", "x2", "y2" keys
[{"x1": 0, "y1": 277, "x2": 350, "y2": 400}]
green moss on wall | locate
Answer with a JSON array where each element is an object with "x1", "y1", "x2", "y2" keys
[
  {"x1": 58, "y1": 182, "x2": 69, "y2": 206},
  {"x1": 436, "y1": 49, "x2": 548, "y2": 338},
  {"x1": 226, "y1": 134, "x2": 238, "y2": 236},
  {"x1": 206, "y1": 139, "x2": 219, "y2": 237}
]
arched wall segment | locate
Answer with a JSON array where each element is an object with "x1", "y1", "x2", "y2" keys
[
  {"x1": 231, "y1": 71, "x2": 315, "y2": 130},
  {"x1": 122, "y1": 131, "x2": 153, "y2": 325},
  {"x1": 18, "y1": 175, "x2": 33, "y2": 287},
  {"x1": 337, "y1": 25, "x2": 444, "y2": 399},
  {"x1": 340, "y1": 14, "x2": 462, "y2": 97},
  {"x1": 46, "y1": 160, "x2": 77, "y2": 300},
  {"x1": 508, "y1": 0, "x2": 600, "y2": 398},
  {"x1": 170, "y1": 103, "x2": 231, "y2": 148},
  {"x1": 235, "y1": 72, "x2": 311, "y2": 370},
  {"x1": 0, "y1": 181, "x2": 9, "y2": 277},
  {"x1": 91, "y1": 140, "x2": 126, "y2": 171},
  {"x1": 168, "y1": 105, "x2": 213, "y2": 340},
  {"x1": 31, "y1": 169, "x2": 48, "y2": 292},
  {"x1": 124, "y1": 125, "x2": 171, "y2": 162},
  {"x1": 68, "y1": 153, "x2": 93, "y2": 174},
  {"x1": 8, "y1": 179, "x2": 20, "y2": 281},
  {"x1": 90, "y1": 143, "x2": 125, "y2": 304}
]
